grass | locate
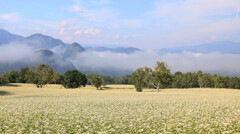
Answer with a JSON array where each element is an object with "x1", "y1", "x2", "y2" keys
[{"x1": 0, "y1": 83, "x2": 240, "y2": 133}]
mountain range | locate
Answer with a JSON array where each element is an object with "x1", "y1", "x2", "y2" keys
[
  {"x1": 0, "y1": 29, "x2": 141, "y2": 76},
  {"x1": 1, "y1": 28, "x2": 240, "y2": 76}
]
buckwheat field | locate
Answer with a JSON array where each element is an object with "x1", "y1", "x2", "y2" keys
[{"x1": 0, "y1": 84, "x2": 240, "y2": 133}]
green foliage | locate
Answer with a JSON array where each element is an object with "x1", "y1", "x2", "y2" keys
[
  {"x1": 17, "y1": 67, "x2": 30, "y2": 83},
  {"x1": 0, "y1": 75, "x2": 2, "y2": 85},
  {"x1": 131, "y1": 61, "x2": 173, "y2": 92},
  {"x1": 172, "y1": 72, "x2": 183, "y2": 88},
  {"x1": 130, "y1": 68, "x2": 146, "y2": 92},
  {"x1": 3, "y1": 71, "x2": 19, "y2": 83},
  {"x1": 33, "y1": 64, "x2": 54, "y2": 88},
  {"x1": 25, "y1": 68, "x2": 35, "y2": 83},
  {"x1": 62, "y1": 70, "x2": 87, "y2": 89},
  {"x1": 51, "y1": 72, "x2": 62, "y2": 84},
  {"x1": 180, "y1": 72, "x2": 199, "y2": 88},
  {"x1": 91, "y1": 75, "x2": 106, "y2": 90},
  {"x1": 148, "y1": 62, "x2": 173, "y2": 92}
]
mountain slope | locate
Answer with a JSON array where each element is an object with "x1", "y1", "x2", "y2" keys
[
  {"x1": 35, "y1": 49, "x2": 76, "y2": 73},
  {"x1": 0, "y1": 49, "x2": 76, "y2": 74},
  {"x1": 64, "y1": 42, "x2": 85, "y2": 58},
  {"x1": 13, "y1": 33, "x2": 66, "y2": 49},
  {"x1": 0, "y1": 29, "x2": 23, "y2": 45},
  {"x1": 159, "y1": 41, "x2": 240, "y2": 54}
]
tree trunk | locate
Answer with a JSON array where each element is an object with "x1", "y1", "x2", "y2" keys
[{"x1": 157, "y1": 84, "x2": 160, "y2": 93}]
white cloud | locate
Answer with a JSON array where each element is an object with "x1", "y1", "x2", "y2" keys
[
  {"x1": 63, "y1": 36, "x2": 72, "y2": 41},
  {"x1": 59, "y1": 28, "x2": 66, "y2": 35},
  {"x1": 84, "y1": 28, "x2": 101, "y2": 36},
  {"x1": 0, "y1": 43, "x2": 35, "y2": 63},
  {"x1": 0, "y1": 13, "x2": 20, "y2": 22},
  {"x1": 141, "y1": 0, "x2": 240, "y2": 48},
  {"x1": 148, "y1": 0, "x2": 239, "y2": 20},
  {"x1": 68, "y1": 50, "x2": 240, "y2": 76},
  {"x1": 74, "y1": 30, "x2": 83, "y2": 35}
]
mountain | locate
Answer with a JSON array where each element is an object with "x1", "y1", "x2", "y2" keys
[
  {"x1": 0, "y1": 29, "x2": 142, "y2": 76},
  {"x1": 35, "y1": 49, "x2": 76, "y2": 73},
  {"x1": 16, "y1": 33, "x2": 67, "y2": 49},
  {"x1": 159, "y1": 41, "x2": 240, "y2": 54},
  {"x1": 0, "y1": 29, "x2": 23, "y2": 45},
  {"x1": 0, "y1": 49, "x2": 76, "y2": 74},
  {"x1": 85, "y1": 46, "x2": 141, "y2": 54},
  {"x1": 64, "y1": 42, "x2": 85, "y2": 58}
]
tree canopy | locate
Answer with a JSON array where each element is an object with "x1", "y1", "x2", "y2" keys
[
  {"x1": 62, "y1": 70, "x2": 87, "y2": 89},
  {"x1": 91, "y1": 75, "x2": 106, "y2": 90}
]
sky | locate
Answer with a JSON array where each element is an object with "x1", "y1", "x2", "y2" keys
[{"x1": 0, "y1": 0, "x2": 240, "y2": 49}]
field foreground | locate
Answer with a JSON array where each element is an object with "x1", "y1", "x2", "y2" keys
[{"x1": 0, "y1": 84, "x2": 240, "y2": 133}]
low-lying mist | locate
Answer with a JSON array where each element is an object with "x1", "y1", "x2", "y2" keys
[
  {"x1": 70, "y1": 51, "x2": 240, "y2": 76},
  {"x1": 1, "y1": 43, "x2": 240, "y2": 76}
]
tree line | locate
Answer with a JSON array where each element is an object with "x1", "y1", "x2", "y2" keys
[
  {"x1": 130, "y1": 61, "x2": 240, "y2": 92},
  {"x1": 0, "y1": 64, "x2": 106, "y2": 89},
  {"x1": 1, "y1": 62, "x2": 240, "y2": 92}
]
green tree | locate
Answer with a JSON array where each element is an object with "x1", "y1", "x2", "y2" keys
[
  {"x1": 62, "y1": 70, "x2": 87, "y2": 89},
  {"x1": 0, "y1": 75, "x2": 2, "y2": 85},
  {"x1": 213, "y1": 75, "x2": 224, "y2": 88},
  {"x1": 172, "y1": 72, "x2": 183, "y2": 88},
  {"x1": 25, "y1": 68, "x2": 35, "y2": 83},
  {"x1": 229, "y1": 77, "x2": 240, "y2": 89},
  {"x1": 145, "y1": 62, "x2": 172, "y2": 93},
  {"x1": 130, "y1": 68, "x2": 146, "y2": 92},
  {"x1": 33, "y1": 64, "x2": 54, "y2": 88},
  {"x1": 17, "y1": 67, "x2": 30, "y2": 83},
  {"x1": 181, "y1": 72, "x2": 198, "y2": 88},
  {"x1": 51, "y1": 72, "x2": 61, "y2": 84},
  {"x1": 91, "y1": 75, "x2": 105, "y2": 90},
  {"x1": 6, "y1": 71, "x2": 19, "y2": 83}
]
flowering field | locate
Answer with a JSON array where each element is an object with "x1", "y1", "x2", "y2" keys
[{"x1": 0, "y1": 84, "x2": 240, "y2": 133}]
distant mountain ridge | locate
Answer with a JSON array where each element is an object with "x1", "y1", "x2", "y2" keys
[
  {"x1": 0, "y1": 29, "x2": 23, "y2": 44},
  {"x1": 0, "y1": 29, "x2": 141, "y2": 76},
  {"x1": 64, "y1": 42, "x2": 85, "y2": 58},
  {"x1": 159, "y1": 41, "x2": 240, "y2": 54}
]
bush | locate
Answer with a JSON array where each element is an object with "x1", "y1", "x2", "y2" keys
[
  {"x1": 62, "y1": 70, "x2": 87, "y2": 89},
  {"x1": 91, "y1": 75, "x2": 106, "y2": 90}
]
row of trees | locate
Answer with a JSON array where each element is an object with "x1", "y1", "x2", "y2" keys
[
  {"x1": 131, "y1": 61, "x2": 240, "y2": 92},
  {"x1": 1, "y1": 62, "x2": 240, "y2": 92},
  {"x1": 0, "y1": 64, "x2": 106, "y2": 89},
  {"x1": 0, "y1": 64, "x2": 55, "y2": 88},
  {"x1": 172, "y1": 71, "x2": 240, "y2": 89}
]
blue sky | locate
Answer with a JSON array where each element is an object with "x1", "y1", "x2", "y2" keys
[{"x1": 0, "y1": 0, "x2": 240, "y2": 49}]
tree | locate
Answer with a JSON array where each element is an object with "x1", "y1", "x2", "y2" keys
[
  {"x1": 6, "y1": 71, "x2": 19, "y2": 83},
  {"x1": 145, "y1": 62, "x2": 172, "y2": 93},
  {"x1": 33, "y1": 64, "x2": 54, "y2": 88},
  {"x1": 91, "y1": 75, "x2": 106, "y2": 90},
  {"x1": 180, "y1": 72, "x2": 198, "y2": 88},
  {"x1": 197, "y1": 70, "x2": 204, "y2": 88},
  {"x1": 130, "y1": 68, "x2": 146, "y2": 92},
  {"x1": 62, "y1": 70, "x2": 87, "y2": 89},
  {"x1": 51, "y1": 72, "x2": 61, "y2": 84},
  {"x1": 172, "y1": 72, "x2": 183, "y2": 88},
  {"x1": 17, "y1": 67, "x2": 30, "y2": 83},
  {"x1": 0, "y1": 75, "x2": 2, "y2": 85},
  {"x1": 25, "y1": 68, "x2": 35, "y2": 83}
]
